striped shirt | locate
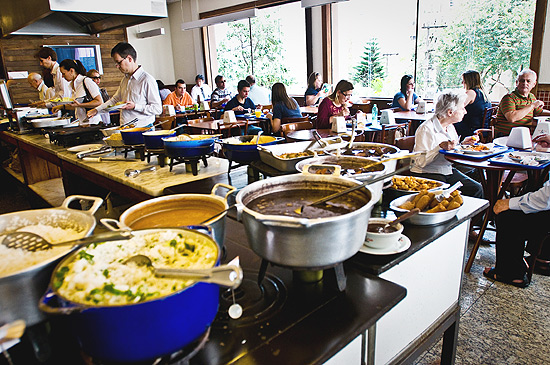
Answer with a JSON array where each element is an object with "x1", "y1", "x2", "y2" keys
[{"x1": 495, "y1": 90, "x2": 542, "y2": 135}]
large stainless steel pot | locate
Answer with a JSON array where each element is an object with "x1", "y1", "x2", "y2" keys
[
  {"x1": 39, "y1": 228, "x2": 221, "y2": 363},
  {"x1": 235, "y1": 175, "x2": 375, "y2": 268},
  {"x1": 112, "y1": 184, "x2": 235, "y2": 248},
  {"x1": 0, "y1": 195, "x2": 103, "y2": 326}
]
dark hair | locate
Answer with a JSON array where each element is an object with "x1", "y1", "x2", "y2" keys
[
  {"x1": 214, "y1": 75, "x2": 224, "y2": 85},
  {"x1": 36, "y1": 47, "x2": 57, "y2": 61},
  {"x1": 462, "y1": 70, "x2": 489, "y2": 103},
  {"x1": 400, "y1": 75, "x2": 413, "y2": 95},
  {"x1": 329, "y1": 80, "x2": 353, "y2": 100},
  {"x1": 156, "y1": 80, "x2": 165, "y2": 89},
  {"x1": 245, "y1": 75, "x2": 256, "y2": 85},
  {"x1": 307, "y1": 72, "x2": 321, "y2": 89},
  {"x1": 272, "y1": 83, "x2": 297, "y2": 111},
  {"x1": 195, "y1": 74, "x2": 204, "y2": 81},
  {"x1": 175, "y1": 79, "x2": 186, "y2": 87},
  {"x1": 59, "y1": 59, "x2": 87, "y2": 76},
  {"x1": 111, "y1": 42, "x2": 137, "y2": 62},
  {"x1": 237, "y1": 80, "x2": 250, "y2": 91}
]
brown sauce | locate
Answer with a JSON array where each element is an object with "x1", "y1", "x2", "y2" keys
[
  {"x1": 247, "y1": 189, "x2": 365, "y2": 219},
  {"x1": 128, "y1": 208, "x2": 222, "y2": 229},
  {"x1": 367, "y1": 223, "x2": 398, "y2": 233}
]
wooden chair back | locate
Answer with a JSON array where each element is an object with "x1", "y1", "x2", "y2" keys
[
  {"x1": 261, "y1": 104, "x2": 273, "y2": 114},
  {"x1": 375, "y1": 121, "x2": 411, "y2": 145},
  {"x1": 350, "y1": 102, "x2": 372, "y2": 114},
  {"x1": 482, "y1": 106, "x2": 498, "y2": 128},
  {"x1": 394, "y1": 135, "x2": 415, "y2": 152},
  {"x1": 280, "y1": 120, "x2": 313, "y2": 142}
]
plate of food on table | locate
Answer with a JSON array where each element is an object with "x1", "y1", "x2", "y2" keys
[
  {"x1": 507, "y1": 151, "x2": 550, "y2": 165},
  {"x1": 455, "y1": 143, "x2": 496, "y2": 155}
]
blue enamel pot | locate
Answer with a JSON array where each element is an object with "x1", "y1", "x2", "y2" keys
[
  {"x1": 220, "y1": 135, "x2": 284, "y2": 163},
  {"x1": 39, "y1": 228, "x2": 221, "y2": 363},
  {"x1": 143, "y1": 130, "x2": 176, "y2": 149},
  {"x1": 120, "y1": 127, "x2": 153, "y2": 145}
]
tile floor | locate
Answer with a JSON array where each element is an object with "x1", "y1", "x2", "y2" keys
[{"x1": 415, "y1": 231, "x2": 550, "y2": 365}]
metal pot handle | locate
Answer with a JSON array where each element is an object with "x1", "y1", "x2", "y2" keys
[
  {"x1": 39, "y1": 289, "x2": 87, "y2": 315},
  {"x1": 256, "y1": 217, "x2": 312, "y2": 228},
  {"x1": 61, "y1": 195, "x2": 104, "y2": 215},
  {"x1": 100, "y1": 218, "x2": 123, "y2": 231},
  {"x1": 184, "y1": 225, "x2": 213, "y2": 237},
  {"x1": 211, "y1": 183, "x2": 237, "y2": 200}
]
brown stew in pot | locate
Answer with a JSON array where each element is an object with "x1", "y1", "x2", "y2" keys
[{"x1": 247, "y1": 189, "x2": 365, "y2": 218}]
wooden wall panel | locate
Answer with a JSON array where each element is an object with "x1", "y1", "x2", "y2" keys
[{"x1": 0, "y1": 29, "x2": 127, "y2": 105}]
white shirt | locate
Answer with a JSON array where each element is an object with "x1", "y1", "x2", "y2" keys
[
  {"x1": 50, "y1": 62, "x2": 72, "y2": 100},
  {"x1": 96, "y1": 66, "x2": 162, "y2": 128},
  {"x1": 411, "y1": 115, "x2": 458, "y2": 175},
  {"x1": 37, "y1": 81, "x2": 54, "y2": 100},
  {"x1": 248, "y1": 84, "x2": 271, "y2": 105},
  {"x1": 510, "y1": 180, "x2": 550, "y2": 213},
  {"x1": 191, "y1": 83, "x2": 212, "y2": 102},
  {"x1": 71, "y1": 75, "x2": 102, "y2": 125}
]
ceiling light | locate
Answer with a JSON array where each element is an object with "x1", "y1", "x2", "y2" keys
[{"x1": 136, "y1": 28, "x2": 165, "y2": 38}]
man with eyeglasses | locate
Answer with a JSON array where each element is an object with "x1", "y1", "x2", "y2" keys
[
  {"x1": 190, "y1": 74, "x2": 212, "y2": 103},
  {"x1": 210, "y1": 75, "x2": 233, "y2": 109},
  {"x1": 87, "y1": 42, "x2": 162, "y2": 128}
]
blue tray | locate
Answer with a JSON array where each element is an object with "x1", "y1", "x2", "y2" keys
[
  {"x1": 439, "y1": 146, "x2": 511, "y2": 160},
  {"x1": 489, "y1": 151, "x2": 550, "y2": 170}
]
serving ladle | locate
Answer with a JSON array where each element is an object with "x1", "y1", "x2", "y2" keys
[
  {"x1": 123, "y1": 254, "x2": 243, "y2": 289},
  {"x1": 2, "y1": 230, "x2": 133, "y2": 252},
  {"x1": 124, "y1": 166, "x2": 156, "y2": 178},
  {"x1": 373, "y1": 208, "x2": 420, "y2": 233}
]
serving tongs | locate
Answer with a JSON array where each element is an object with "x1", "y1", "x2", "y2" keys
[
  {"x1": 1, "y1": 230, "x2": 133, "y2": 252},
  {"x1": 76, "y1": 145, "x2": 112, "y2": 159}
]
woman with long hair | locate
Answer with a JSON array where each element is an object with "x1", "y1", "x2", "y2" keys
[
  {"x1": 304, "y1": 72, "x2": 328, "y2": 106},
  {"x1": 454, "y1": 70, "x2": 492, "y2": 138},
  {"x1": 391, "y1": 75, "x2": 423, "y2": 111},
  {"x1": 58, "y1": 59, "x2": 104, "y2": 125},
  {"x1": 316, "y1": 80, "x2": 353, "y2": 129},
  {"x1": 269, "y1": 82, "x2": 303, "y2": 133}
]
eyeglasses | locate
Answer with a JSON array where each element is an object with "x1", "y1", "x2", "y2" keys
[
  {"x1": 91, "y1": 76, "x2": 101, "y2": 80},
  {"x1": 342, "y1": 92, "x2": 353, "y2": 98},
  {"x1": 220, "y1": 80, "x2": 226, "y2": 83},
  {"x1": 114, "y1": 56, "x2": 128, "y2": 67}
]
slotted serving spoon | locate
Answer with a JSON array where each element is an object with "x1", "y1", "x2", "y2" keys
[
  {"x1": 2, "y1": 230, "x2": 132, "y2": 252},
  {"x1": 124, "y1": 255, "x2": 243, "y2": 288}
]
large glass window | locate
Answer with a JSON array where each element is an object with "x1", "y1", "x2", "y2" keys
[
  {"x1": 333, "y1": 0, "x2": 536, "y2": 101},
  {"x1": 208, "y1": 2, "x2": 306, "y2": 95}
]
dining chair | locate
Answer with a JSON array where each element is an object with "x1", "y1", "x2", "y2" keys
[
  {"x1": 375, "y1": 121, "x2": 411, "y2": 145},
  {"x1": 155, "y1": 116, "x2": 176, "y2": 130},
  {"x1": 350, "y1": 102, "x2": 372, "y2": 114},
  {"x1": 261, "y1": 104, "x2": 273, "y2": 114},
  {"x1": 394, "y1": 135, "x2": 415, "y2": 152},
  {"x1": 280, "y1": 119, "x2": 313, "y2": 142},
  {"x1": 482, "y1": 106, "x2": 498, "y2": 129}
]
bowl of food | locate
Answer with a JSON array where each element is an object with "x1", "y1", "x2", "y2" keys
[
  {"x1": 390, "y1": 189, "x2": 463, "y2": 225},
  {"x1": 103, "y1": 133, "x2": 124, "y2": 147},
  {"x1": 389, "y1": 175, "x2": 448, "y2": 198},
  {"x1": 365, "y1": 218, "x2": 404, "y2": 249},
  {"x1": 120, "y1": 127, "x2": 153, "y2": 145}
]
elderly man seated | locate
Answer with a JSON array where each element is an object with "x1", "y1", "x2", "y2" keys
[
  {"x1": 27, "y1": 72, "x2": 54, "y2": 101},
  {"x1": 483, "y1": 134, "x2": 550, "y2": 288},
  {"x1": 494, "y1": 69, "x2": 550, "y2": 137},
  {"x1": 163, "y1": 79, "x2": 193, "y2": 111}
]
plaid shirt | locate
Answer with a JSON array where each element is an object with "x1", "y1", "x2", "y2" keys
[
  {"x1": 495, "y1": 90, "x2": 542, "y2": 135},
  {"x1": 211, "y1": 87, "x2": 233, "y2": 102}
]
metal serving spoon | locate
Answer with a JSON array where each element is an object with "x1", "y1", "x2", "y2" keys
[
  {"x1": 124, "y1": 255, "x2": 243, "y2": 288},
  {"x1": 124, "y1": 166, "x2": 156, "y2": 178},
  {"x1": 373, "y1": 208, "x2": 420, "y2": 233},
  {"x1": 2, "y1": 230, "x2": 132, "y2": 252}
]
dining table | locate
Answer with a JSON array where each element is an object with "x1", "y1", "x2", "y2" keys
[
  {"x1": 285, "y1": 128, "x2": 364, "y2": 142},
  {"x1": 300, "y1": 106, "x2": 318, "y2": 115},
  {"x1": 186, "y1": 119, "x2": 261, "y2": 137},
  {"x1": 444, "y1": 151, "x2": 550, "y2": 272},
  {"x1": 393, "y1": 110, "x2": 434, "y2": 134}
]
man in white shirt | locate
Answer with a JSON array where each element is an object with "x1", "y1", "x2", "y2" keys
[
  {"x1": 27, "y1": 72, "x2": 54, "y2": 101},
  {"x1": 88, "y1": 42, "x2": 162, "y2": 128},
  {"x1": 190, "y1": 74, "x2": 212, "y2": 103},
  {"x1": 245, "y1": 75, "x2": 271, "y2": 105},
  {"x1": 35, "y1": 47, "x2": 71, "y2": 104}
]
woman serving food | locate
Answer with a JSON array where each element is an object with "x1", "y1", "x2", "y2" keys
[{"x1": 410, "y1": 89, "x2": 483, "y2": 198}]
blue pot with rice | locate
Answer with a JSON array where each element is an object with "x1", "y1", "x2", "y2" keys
[{"x1": 39, "y1": 228, "x2": 235, "y2": 362}]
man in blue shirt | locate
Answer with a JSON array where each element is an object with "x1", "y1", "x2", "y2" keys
[{"x1": 224, "y1": 80, "x2": 255, "y2": 115}]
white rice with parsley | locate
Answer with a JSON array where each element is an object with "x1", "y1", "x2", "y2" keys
[
  {"x1": 0, "y1": 224, "x2": 83, "y2": 277},
  {"x1": 54, "y1": 229, "x2": 218, "y2": 306}
]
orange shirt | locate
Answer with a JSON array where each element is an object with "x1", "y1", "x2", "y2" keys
[{"x1": 163, "y1": 91, "x2": 193, "y2": 107}]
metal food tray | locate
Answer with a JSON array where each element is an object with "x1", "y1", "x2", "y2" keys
[
  {"x1": 439, "y1": 146, "x2": 511, "y2": 160},
  {"x1": 258, "y1": 138, "x2": 345, "y2": 172},
  {"x1": 390, "y1": 193, "x2": 460, "y2": 225},
  {"x1": 31, "y1": 117, "x2": 72, "y2": 128}
]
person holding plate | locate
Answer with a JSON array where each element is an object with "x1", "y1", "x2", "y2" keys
[
  {"x1": 484, "y1": 134, "x2": 550, "y2": 288},
  {"x1": 411, "y1": 89, "x2": 483, "y2": 198}
]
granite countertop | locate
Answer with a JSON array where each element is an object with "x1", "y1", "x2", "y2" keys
[{"x1": 5, "y1": 132, "x2": 230, "y2": 197}]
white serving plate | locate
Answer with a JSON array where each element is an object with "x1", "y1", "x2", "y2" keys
[
  {"x1": 456, "y1": 143, "x2": 495, "y2": 155},
  {"x1": 67, "y1": 144, "x2": 104, "y2": 153}
]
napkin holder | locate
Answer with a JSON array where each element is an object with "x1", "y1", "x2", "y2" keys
[
  {"x1": 380, "y1": 109, "x2": 395, "y2": 125},
  {"x1": 330, "y1": 116, "x2": 347, "y2": 133},
  {"x1": 416, "y1": 100, "x2": 426, "y2": 114},
  {"x1": 532, "y1": 120, "x2": 550, "y2": 139},
  {"x1": 223, "y1": 110, "x2": 237, "y2": 124},
  {"x1": 507, "y1": 127, "x2": 532, "y2": 149},
  {"x1": 201, "y1": 101, "x2": 210, "y2": 111},
  {"x1": 162, "y1": 105, "x2": 175, "y2": 116}
]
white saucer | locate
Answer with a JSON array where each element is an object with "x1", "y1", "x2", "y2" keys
[
  {"x1": 359, "y1": 234, "x2": 411, "y2": 255},
  {"x1": 67, "y1": 144, "x2": 104, "y2": 153}
]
